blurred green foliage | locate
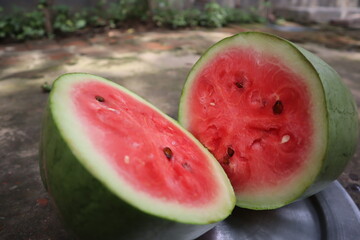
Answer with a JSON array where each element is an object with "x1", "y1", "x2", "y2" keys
[
  {"x1": 0, "y1": 0, "x2": 265, "y2": 41},
  {"x1": 53, "y1": 5, "x2": 88, "y2": 33},
  {"x1": 153, "y1": 2, "x2": 264, "y2": 29},
  {"x1": 0, "y1": 6, "x2": 45, "y2": 40}
]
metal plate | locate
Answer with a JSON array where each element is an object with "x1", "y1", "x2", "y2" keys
[{"x1": 197, "y1": 181, "x2": 360, "y2": 240}]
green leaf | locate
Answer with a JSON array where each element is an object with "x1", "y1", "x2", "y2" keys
[{"x1": 75, "y1": 19, "x2": 86, "y2": 29}]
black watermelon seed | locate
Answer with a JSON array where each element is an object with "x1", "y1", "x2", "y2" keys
[
  {"x1": 273, "y1": 100, "x2": 283, "y2": 115},
  {"x1": 163, "y1": 147, "x2": 173, "y2": 160},
  {"x1": 95, "y1": 96, "x2": 105, "y2": 102},
  {"x1": 227, "y1": 147, "x2": 235, "y2": 157},
  {"x1": 235, "y1": 82, "x2": 244, "y2": 88},
  {"x1": 222, "y1": 147, "x2": 235, "y2": 165},
  {"x1": 234, "y1": 72, "x2": 248, "y2": 89}
]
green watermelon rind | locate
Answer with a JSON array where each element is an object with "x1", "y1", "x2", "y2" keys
[
  {"x1": 178, "y1": 32, "x2": 359, "y2": 209},
  {"x1": 295, "y1": 45, "x2": 359, "y2": 197},
  {"x1": 40, "y1": 73, "x2": 235, "y2": 239}
]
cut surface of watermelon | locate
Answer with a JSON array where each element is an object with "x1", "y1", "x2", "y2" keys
[
  {"x1": 72, "y1": 80, "x2": 218, "y2": 206},
  {"x1": 186, "y1": 48, "x2": 314, "y2": 190},
  {"x1": 40, "y1": 73, "x2": 235, "y2": 239},
  {"x1": 179, "y1": 32, "x2": 358, "y2": 209}
]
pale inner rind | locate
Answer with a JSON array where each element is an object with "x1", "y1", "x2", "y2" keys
[
  {"x1": 179, "y1": 33, "x2": 328, "y2": 208},
  {"x1": 50, "y1": 73, "x2": 235, "y2": 223}
]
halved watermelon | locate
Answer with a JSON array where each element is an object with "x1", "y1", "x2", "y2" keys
[
  {"x1": 178, "y1": 32, "x2": 359, "y2": 209},
  {"x1": 39, "y1": 73, "x2": 235, "y2": 239}
]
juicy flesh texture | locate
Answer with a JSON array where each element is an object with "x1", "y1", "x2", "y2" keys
[
  {"x1": 187, "y1": 48, "x2": 313, "y2": 194},
  {"x1": 72, "y1": 81, "x2": 218, "y2": 205}
]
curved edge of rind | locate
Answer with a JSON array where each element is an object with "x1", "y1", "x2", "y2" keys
[
  {"x1": 179, "y1": 31, "x2": 357, "y2": 210},
  {"x1": 40, "y1": 106, "x2": 217, "y2": 239},
  {"x1": 294, "y1": 46, "x2": 359, "y2": 198},
  {"x1": 40, "y1": 73, "x2": 235, "y2": 237}
]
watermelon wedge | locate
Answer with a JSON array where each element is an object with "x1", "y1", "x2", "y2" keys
[
  {"x1": 178, "y1": 32, "x2": 359, "y2": 209},
  {"x1": 39, "y1": 73, "x2": 235, "y2": 239}
]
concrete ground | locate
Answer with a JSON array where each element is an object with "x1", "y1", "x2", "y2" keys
[{"x1": 0, "y1": 24, "x2": 359, "y2": 239}]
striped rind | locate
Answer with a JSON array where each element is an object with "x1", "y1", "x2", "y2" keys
[
  {"x1": 39, "y1": 73, "x2": 235, "y2": 239},
  {"x1": 178, "y1": 32, "x2": 358, "y2": 209}
]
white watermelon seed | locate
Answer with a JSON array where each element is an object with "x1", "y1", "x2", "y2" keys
[
  {"x1": 281, "y1": 135, "x2": 290, "y2": 144},
  {"x1": 132, "y1": 142, "x2": 140, "y2": 148},
  {"x1": 124, "y1": 155, "x2": 130, "y2": 164},
  {"x1": 251, "y1": 139, "x2": 263, "y2": 150},
  {"x1": 107, "y1": 107, "x2": 120, "y2": 114}
]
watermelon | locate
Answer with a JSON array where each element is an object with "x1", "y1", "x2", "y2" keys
[
  {"x1": 178, "y1": 32, "x2": 359, "y2": 209},
  {"x1": 39, "y1": 73, "x2": 235, "y2": 240}
]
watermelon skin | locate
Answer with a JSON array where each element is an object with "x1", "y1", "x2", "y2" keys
[
  {"x1": 178, "y1": 32, "x2": 359, "y2": 209},
  {"x1": 40, "y1": 73, "x2": 235, "y2": 239},
  {"x1": 295, "y1": 45, "x2": 359, "y2": 197},
  {"x1": 40, "y1": 113, "x2": 214, "y2": 239}
]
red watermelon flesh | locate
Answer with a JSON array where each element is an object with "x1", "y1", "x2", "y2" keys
[
  {"x1": 187, "y1": 48, "x2": 313, "y2": 193},
  {"x1": 40, "y1": 73, "x2": 236, "y2": 239},
  {"x1": 180, "y1": 32, "x2": 358, "y2": 210},
  {"x1": 176, "y1": 35, "x2": 338, "y2": 210},
  {"x1": 73, "y1": 80, "x2": 218, "y2": 206}
]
